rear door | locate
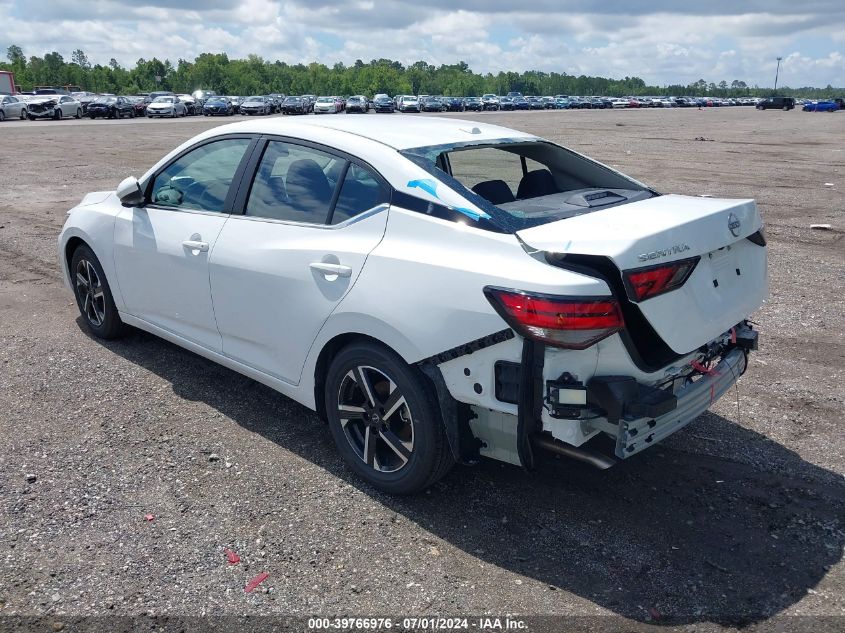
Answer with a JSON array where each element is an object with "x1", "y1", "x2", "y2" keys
[{"x1": 209, "y1": 138, "x2": 390, "y2": 384}]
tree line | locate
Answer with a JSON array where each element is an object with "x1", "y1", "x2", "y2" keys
[{"x1": 2, "y1": 45, "x2": 841, "y2": 98}]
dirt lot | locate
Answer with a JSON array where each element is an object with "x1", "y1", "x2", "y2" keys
[{"x1": 0, "y1": 108, "x2": 843, "y2": 630}]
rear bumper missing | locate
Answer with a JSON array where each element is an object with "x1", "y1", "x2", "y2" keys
[{"x1": 613, "y1": 347, "x2": 746, "y2": 459}]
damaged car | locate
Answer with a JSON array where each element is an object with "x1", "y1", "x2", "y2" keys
[
  {"x1": 58, "y1": 116, "x2": 767, "y2": 494},
  {"x1": 26, "y1": 94, "x2": 82, "y2": 120}
]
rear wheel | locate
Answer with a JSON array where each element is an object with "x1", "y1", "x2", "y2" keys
[
  {"x1": 0, "y1": 110, "x2": 5, "y2": 122},
  {"x1": 69, "y1": 245, "x2": 125, "y2": 339},
  {"x1": 325, "y1": 342, "x2": 454, "y2": 494},
  {"x1": 53, "y1": 108, "x2": 62, "y2": 120},
  {"x1": 20, "y1": 109, "x2": 27, "y2": 120}
]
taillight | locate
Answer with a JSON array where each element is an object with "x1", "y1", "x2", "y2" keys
[
  {"x1": 623, "y1": 257, "x2": 699, "y2": 302},
  {"x1": 484, "y1": 287, "x2": 624, "y2": 349}
]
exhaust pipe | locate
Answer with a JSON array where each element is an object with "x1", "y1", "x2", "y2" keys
[{"x1": 533, "y1": 434, "x2": 616, "y2": 470}]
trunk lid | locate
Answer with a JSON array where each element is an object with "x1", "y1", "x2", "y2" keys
[{"x1": 516, "y1": 194, "x2": 768, "y2": 354}]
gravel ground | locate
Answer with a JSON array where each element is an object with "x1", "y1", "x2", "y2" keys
[{"x1": 0, "y1": 108, "x2": 843, "y2": 630}]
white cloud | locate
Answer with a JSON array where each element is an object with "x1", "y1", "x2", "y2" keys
[{"x1": 0, "y1": 0, "x2": 842, "y2": 86}]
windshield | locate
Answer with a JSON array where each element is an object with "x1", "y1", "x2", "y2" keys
[
  {"x1": 246, "y1": 96, "x2": 264, "y2": 101},
  {"x1": 400, "y1": 139, "x2": 654, "y2": 232},
  {"x1": 94, "y1": 97, "x2": 116, "y2": 104},
  {"x1": 153, "y1": 97, "x2": 174, "y2": 103},
  {"x1": 316, "y1": 97, "x2": 333, "y2": 103},
  {"x1": 207, "y1": 98, "x2": 226, "y2": 103}
]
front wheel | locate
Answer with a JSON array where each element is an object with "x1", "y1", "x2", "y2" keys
[
  {"x1": 325, "y1": 342, "x2": 454, "y2": 494},
  {"x1": 69, "y1": 245, "x2": 125, "y2": 339},
  {"x1": 54, "y1": 109, "x2": 62, "y2": 120}
]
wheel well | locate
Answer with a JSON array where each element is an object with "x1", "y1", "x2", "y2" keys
[
  {"x1": 313, "y1": 333, "x2": 392, "y2": 421},
  {"x1": 64, "y1": 237, "x2": 87, "y2": 278}
]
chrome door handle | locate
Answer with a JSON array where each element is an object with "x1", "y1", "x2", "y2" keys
[
  {"x1": 182, "y1": 239, "x2": 209, "y2": 252},
  {"x1": 310, "y1": 262, "x2": 352, "y2": 278}
]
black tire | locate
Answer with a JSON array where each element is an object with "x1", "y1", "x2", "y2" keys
[
  {"x1": 20, "y1": 109, "x2": 27, "y2": 120},
  {"x1": 54, "y1": 108, "x2": 62, "y2": 120},
  {"x1": 69, "y1": 244, "x2": 125, "y2": 340},
  {"x1": 0, "y1": 110, "x2": 5, "y2": 122},
  {"x1": 325, "y1": 342, "x2": 454, "y2": 494}
]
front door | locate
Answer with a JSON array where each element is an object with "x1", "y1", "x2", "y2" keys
[{"x1": 112, "y1": 137, "x2": 254, "y2": 350}]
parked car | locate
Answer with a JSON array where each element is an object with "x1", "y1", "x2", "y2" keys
[
  {"x1": 398, "y1": 95, "x2": 420, "y2": 113},
  {"x1": 499, "y1": 97, "x2": 515, "y2": 111},
  {"x1": 59, "y1": 115, "x2": 766, "y2": 494},
  {"x1": 148, "y1": 96, "x2": 188, "y2": 118},
  {"x1": 345, "y1": 96, "x2": 369, "y2": 114},
  {"x1": 420, "y1": 97, "x2": 444, "y2": 113},
  {"x1": 281, "y1": 96, "x2": 308, "y2": 115},
  {"x1": 802, "y1": 100, "x2": 840, "y2": 112},
  {"x1": 757, "y1": 96, "x2": 795, "y2": 111},
  {"x1": 191, "y1": 89, "x2": 217, "y2": 109},
  {"x1": 442, "y1": 96, "x2": 465, "y2": 112},
  {"x1": 127, "y1": 96, "x2": 149, "y2": 117},
  {"x1": 314, "y1": 96, "x2": 339, "y2": 114},
  {"x1": 202, "y1": 97, "x2": 233, "y2": 117},
  {"x1": 373, "y1": 95, "x2": 395, "y2": 113},
  {"x1": 513, "y1": 96, "x2": 530, "y2": 110},
  {"x1": 87, "y1": 96, "x2": 135, "y2": 119},
  {"x1": 0, "y1": 94, "x2": 28, "y2": 121},
  {"x1": 481, "y1": 94, "x2": 500, "y2": 110},
  {"x1": 527, "y1": 97, "x2": 545, "y2": 110},
  {"x1": 240, "y1": 96, "x2": 272, "y2": 115},
  {"x1": 75, "y1": 93, "x2": 100, "y2": 116},
  {"x1": 554, "y1": 97, "x2": 571, "y2": 109},
  {"x1": 177, "y1": 94, "x2": 197, "y2": 115},
  {"x1": 26, "y1": 95, "x2": 82, "y2": 120},
  {"x1": 463, "y1": 97, "x2": 483, "y2": 112},
  {"x1": 267, "y1": 94, "x2": 286, "y2": 113}
]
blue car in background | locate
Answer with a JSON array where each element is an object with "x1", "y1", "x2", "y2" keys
[{"x1": 803, "y1": 100, "x2": 840, "y2": 112}]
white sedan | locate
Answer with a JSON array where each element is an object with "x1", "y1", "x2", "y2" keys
[
  {"x1": 25, "y1": 94, "x2": 82, "y2": 120},
  {"x1": 58, "y1": 116, "x2": 766, "y2": 493},
  {"x1": 0, "y1": 94, "x2": 28, "y2": 120}
]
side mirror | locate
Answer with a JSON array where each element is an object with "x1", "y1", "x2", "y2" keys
[{"x1": 116, "y1": 176, "x2": 144, "y2": 207}]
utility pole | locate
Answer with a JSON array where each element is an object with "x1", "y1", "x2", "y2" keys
[{"x1": 774, "y1": 57, "x2": 782, "y2": 94}]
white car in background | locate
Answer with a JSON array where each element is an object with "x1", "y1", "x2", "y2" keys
[
  {"x1": 0, "y1": 94, "x2": 28, "y2": 120},
  {"x1": 25, "y1": 94, "x2": 82, "y2": 120},
  {"x1": 398, "y1": 95, "x2": 420, "y2": 112},
  {"x1": 58, "y1": 116, "x2": 766, "y2": 494},
  {"x1": 146, "y1": 96, "x2": 187, "y2": 118},
  {"x1": 313, "y1": 96, "x2": 339, "y2": 114}
]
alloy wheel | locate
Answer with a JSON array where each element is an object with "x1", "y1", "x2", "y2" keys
[
  {"x1": 75, "y1": 259, "x2": 106, "y2": 327},
  {"x1": 337, "y1": 366, "x2": 414, "y2": 473}
]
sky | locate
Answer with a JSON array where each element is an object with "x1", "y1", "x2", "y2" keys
[{"x1": 2, "y1": 0, "x2": 844, "y2": 87}]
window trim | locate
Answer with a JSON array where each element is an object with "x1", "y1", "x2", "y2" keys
[
  {"x1": 231, "y1": 134, "x2": 393, "y2": 227},
  {"x1": 142, "y1": 134, "x2": 260, "y2": 215}
]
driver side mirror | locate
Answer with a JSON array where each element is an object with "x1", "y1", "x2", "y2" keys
[{"x1": 116, "y1": 176, "x2": 144, "y2": 207}]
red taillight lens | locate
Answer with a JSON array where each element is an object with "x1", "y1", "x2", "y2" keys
[
  {"x1": 623, "y1": 257, "x2": 699, "y2": 302},
  {"x1": 484, "y1": 287, "x2": 624, "y2": 349}
]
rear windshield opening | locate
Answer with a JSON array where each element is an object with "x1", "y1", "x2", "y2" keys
[{"x1": 401, "y1": 140, "x2": 656, "y2": 231}]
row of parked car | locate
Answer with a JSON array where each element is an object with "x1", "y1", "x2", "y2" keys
[{"x1": 2, "y1": 88, "x2": 841, "y2": 122}]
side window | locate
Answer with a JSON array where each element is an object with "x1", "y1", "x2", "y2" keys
[
  {"x1": 330, "y1": 163, "x2": 390, "y2": 225},
  {"x1": 150, "y1": 138, "x2": 251, "y2": 212},
  {"x1": 245, "y1": 140, "x2": 344, "y2": 223}
]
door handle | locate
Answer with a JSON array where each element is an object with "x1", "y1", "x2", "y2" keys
[
  {"x1": 310, "y1": 262, "x2": 353, "y2": 278},
  {"x1": 182, "y1": 239, "x2": 209, "y2": 253}
]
